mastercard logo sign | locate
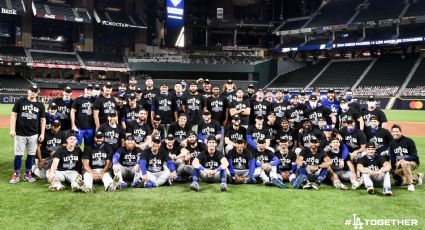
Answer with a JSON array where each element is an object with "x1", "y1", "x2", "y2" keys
[{"x1": 409, "y1": 101, "x2": 424, "y2": 110}]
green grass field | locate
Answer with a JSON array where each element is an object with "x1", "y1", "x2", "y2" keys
[{"x1": 0, "y1": 104, "x2": 424, "y2": 229}]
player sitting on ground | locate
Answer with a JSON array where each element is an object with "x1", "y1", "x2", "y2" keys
[
  {"x1": 227, "y1": 137, "x2": 256, "y2": 184},
  {"x1": 190, "y1": 136, "x2": 228, "y2": 192},
  {"x1": 293, "y1": 136, "x2": 332, "y2": 190},
  {"x1": 275, "y1": 136, "x2": 297, "y2": 188},
  {"x1": 176, "y1": 131, "x2": 206, "y2": 180},
  {"x1": 112, "y1": 135, "x2": 143, "y2": 188},
  {"x1": 389, "y1": 124, "x2": 423, "y2": 192},
  {"x1": 135, "y1": 136, "x2": 177, "y2": 188},
  {"x1": 325, "y1": 138, "x2": 350, "y2": 190},
  {"x1": 357, "y1": 142, "x2": 392, "y2": 196},
  {"x1": 82, "y1": 131, "x2": 120, "y2": 192},
  {"x1": 47, "y1": 134, "x2": 89, "y2": 192}
]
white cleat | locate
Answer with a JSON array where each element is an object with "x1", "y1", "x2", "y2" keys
[
  {"x1": 407, "y1": 184, "x2": 415, "y2": 192},
  {"x1": 417, "y1": 173, "x2": 424, "y2": 186},
  {"x1": 72, "y1": 175, "x2": 84, "y2": 192}
]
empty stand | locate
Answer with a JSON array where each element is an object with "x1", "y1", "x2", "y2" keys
[
  {"x1": 407, "y1": 58, "x2": 425, "y2": 87},
  {"x1": 404, "y1": 0, "x2": 425, "y2": 17},
  {"x1": 307, "y1": 0, "x2": 363, "y2": 27},
  {"x1": 353, "y1": 0, "x2": 405, "y2": 22},
  {"x1": 312, "y1": 60, "x2": 371, "y2": 88},
  {"x1": 30, "y1": 51, "x2": 80, "y2": 65},
  {"x1": 0, "y1": 74, "x2": 30, "y2": 92}
]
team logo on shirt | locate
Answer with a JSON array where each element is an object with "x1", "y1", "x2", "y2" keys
[
  {"x1": 205, "y1": 161, "x2": 219, "y2": 169},
  {"x1": 22, "y1": 104, "x2": 40, "y2": 120}
]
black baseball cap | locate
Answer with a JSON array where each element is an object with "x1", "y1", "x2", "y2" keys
[
  {"x1": 94, "y1": 84, "x2": 100, "y2": 90},
  {"x1": 320, "y1": 125, "x2": 333, "y2": 131},
  {"x1": 328, "y1": 88, "x2": 335, "y2": 93},
  {"x1": 290, "y1": 95, "x2": 298, "y2": 99},
  {"x1": 86, "y1": 84, "x2": 94, "y2": 90},
  {"x1": 128, "y1": 93, "x2": 136, "y2": 99},
  {"x1": 279, "y1": 136, "x2": 289, "y2": 142},
  {"x1": 227, "y1": 79, "x2": 233, "y2": 84},
  {"x1": 247, "y1": 84, "x2": 255, "y2": 89},
  {"x1": 48, "y1": 102, "x2": 58, "y2": 109},
  {"x1": 104, "y1": 82, "x2": 112, "y2": 88},
  {"x1": 309, "y1": 95, "x2": 317, "y2": 101},
  {"x1": 366, "y1": 142, "x2": 376, "y2": 148},
  {"x1": 346, "y1": 117, "x2": 355, "y2": 124},
  {"x1": 154, "y1": 115, "x2": 161, "y2": 121},
  {"x1": 67, "y1": 133, "x2": 77, "y2": 139},
  {"x1": 166, "y1": 134, "x2": 174, "y2": 140},
  {"x1": 95, "y1": 131, "x2": 104, "y2": 138},
  {"x1": 29, "y1": 85, "x2": 39, "y2": 93},
  {"x1": 232, "y1": 115, "x2": 240, "y2": 121},
  {"x1": 206, "y1": 135, "x2": 216, "y2": 142},
  {"x1": 283, "y1": 90, "x2": 289, "y2": 94},
  {"x1": 309, "y1": 136, "x2": 319, "y2": 143},
  {"x1": 317, "y1": 117, "x2": 326, "y2": 121},
  {"x1": 189, "y1": 81, "x2": 197, "y2": 86},
  {"x1": 126, "y1": 135, "x2": 135, "y2": 141},
  {"x1": 204, "y1": 79, "x2": 210, "y2": 84},
  {"x1": 236, "y1": 137, "x2": 245, "y2": 143},
  {"x1": 370, "y1": 115, "x2": 378, "y2": 121},
  {"x1": 152, "y1": 135, "x2": 161, "y2": 143},
  {"x1": 64, "y1": 86, "x2": 72, "y2": 93},
  {"x1": 256, "y1": 114, "x2": 264, "y2": 120},
  {"x1": 136, "y1": 87, "x2": 142, "y2": 93},
  {"x1": 302, "y1": 118, "x2": 311, "y2": 123},
  {"x1": 203, "y1": 111, "x2": 211, "y2": 116},
  {"x1": 368, "y1": 95, "x2": 375, "y2": 101},
  {"x1": 108, "y1": 112, "x2": 118, "y2": 117},
  {"x1": 340, "y1": 98, "x2": 348, "y2": 103},
  {"x1": 188, "y1": 130, "x2": 197, "y2": 137},
  {"x1": 300, "y1": 90, "x2": 306, "y2": 96},
  {"x1": 257, "y1": 138, "x2": 266, "y2": 144},
  {"x1": 52, "y1": 120, "x2": 61, "y2": 127}
]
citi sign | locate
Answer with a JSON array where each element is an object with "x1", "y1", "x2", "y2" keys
[
  {"x1": 1, "y1": 8, "x2": 17, "y2": 15},
  {"x1": 167, "y1": 0, "x2": 184, "y2": 20}
]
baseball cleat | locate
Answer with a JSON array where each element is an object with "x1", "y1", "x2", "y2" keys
[
  {"x1": 292, "y1": 174, "x2": 306, "y2": 189},
  {"x1": 81, "y1": 185, "x2": 92, "y2": 193},
  {"x1": 48, "y1": 181, "x2": 64, "y2": 191},
  {"x1": 247, "y1": 177, "x2": 257, "y2": 184},
  {"x1": 189, "y1": 182, "x2": 199, "y2": 192},
  {"x1": 9, "y1": 173, "x2": 20, "y2": 184},
  {"x1": 271, "y1": 178, "x2": 287, "y2": 189},
  {"x1": 417, "y1": 173, "x2": 424, "y2": 186},
  {"x1": 407, "y1": 184, "x2": 415, "y2": 192},
  {"x1": 303, "y1": 182, "x2": 313, "y2": 189},
  {"x1": 72, "y1": 175, "x2": 84, "y2": 192},
  {"x1": 367, "y1": 187, "x2": 374, "y2": 194},
  {"x1": 220, "y1": 183, "x2": 227, "y2": 192},
  {"x1": 351, "y1": 181, "x2": 361, "y2": 190},
  {"x1": 311, "y1": 183, "x2": 320, "y2": 190},
  {"x1": 24, "y1": 172, "x2": 36, "y2": 182},
  {"x1": 131, "y1": 179, "x2": 142, "y2": 188},
  {"x1": 108, "y1": 176, "x2": 120, "y2": 192},
  {"x1": 383, "y1": 187, "x2": 392, "y2": 196},
  {"x1": 119, "y1": 182, "x2": 127, "y2": 189}
]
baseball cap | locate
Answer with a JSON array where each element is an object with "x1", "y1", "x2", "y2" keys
[
  {"x1": 204, "y1": 79, "x2": 210, "y2": 84},
  {"x1": 366, "y1": 142, "x2": 376, "y2": 148},
  {"x1": 302, "y1": 118, "x2": 311, "y2": 123},
  {"x1": 94, "y1": 84, "x2": 100, "y2": 90},
  {"x1": 95, "y1": 131, "x2": 104, "y2": 138},
  {"x1": 300, "y1": 90, "x2": 306, "y2": 96},
  {"x1": 128, "y1": 93, "x2": 136, "y2": 100},
  {"x1": 64, "y1": 86, "x2": 72, "y2": 93},
  {"x1": 232, "y1": 115, "x2": 240, "y2": 121},
  {"x1": 320, "y1": 125, "x2": 333, "y2": 131},
  {"x1": 136, "y1": 87, "x2": 142, "y2": 93},
  {"x1": 126, "y1": 135, "x2": 135, "y2": 141},
  {"x1": 152, "y1": 135, "x2": 161, "y2": 143},
  {"x1": 235, "y1": 137, "x2": 245, "y2": 143},
  {"x1": 48, "y1": 102, "x2": 58, "y2": 109},
  {"x1": 188, "y1": 130, "x2": 197, "y2": 137},
  {"x1": 370, "y1": 115, "x2": 378, "y2": 121},
  {"x1": 312, "y1": 87, "x2": 320, "y2": 93},
  {"x1": 145, "y1": 76, "x2": 152, "y2": 80},
  {"x1": 327, "y1": 88, "x2": 335, "y2": 93},
  {"x1": 29, "y1": 85, "x2": 39, "y2": 93},
  {"x1": 189, "y1": 81, "x2": 197, "y2": 86},
  {"x1": 257, "y1": 138, "x2": 266, "y2": 144},
  {"x1": 368, "y1": 95, "x2": 375, "y2": 101},
  {"x1": 166, "y1": 134, "x2": 174, "y2": 140},
  {"x1": 346, "y1": 117, "x2": 355, "y2": 124},
  {"x1": 290, "y1": 95, "x2": 298, "y2": 99},
  {"x1": 86, "y1": 84, "x2": 94, "y2": 90},
  {"x1": 67, "y1": 133, "x2": 77, "y2": 139},
  {"x1": 256, "y1": 114, "x2": 264, "y2": 120},
  {"x1": 154, "y1": 115, "x2": 161, "y2": 121},
  {"x1": 52, "y1": 120, "x2": 61, "y2": 127},
  {"x1": 309, "y1": 95, "x2": 318, "y2": 101},
  {"x1": 206, "y1": 135, "x2": 216, "y2": 142},
  {"x1": 317, "y1": 117, "x2": 326, "y2": 121},
  {"x1": 227, "y1": 79, "x2": 233, "y2": 84},
  {"x1": 104, "y1": 82, "x2": 113, "y2": 88},
  {"x1": 309, "y1": 136, "x2": 319, "y2": 143},
  {"x1": 247, "y1": 84, "x2": 255, "y2": 89},
  {"x1": 340, "y1": 98, "x2": 348, "y2": 103},
  {"x1": 279, "y1": 136, "x2": 289, "y2": 142},
  {"x1": 108, "y1": 112, "x2": 118, "y2": 117},
  {"x1": 283, "y1": 90, "x2": 289, "y2": 94},
  {"x1": 203, "y1": 111, "x2": 211, "y2": 116}
]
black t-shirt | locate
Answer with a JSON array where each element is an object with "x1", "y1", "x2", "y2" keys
[
  {"x1": 120, "y1": 105, "x2": 141, "y2": 125},
  {"x1": 340, "y1": 108, "x2": 362, "y2": 128},
  {"x1": 253, "y1": 149, "x2": 275, "y2": 164},
  {"x1": 54, "y1": 146, "x2": 82, "y2": 171},
  {"x1": 340, "y1": 127, "x2": 367, "y2": 152},
  {"x1": 167, "y1": 122, "x2": 192, "y2": 143},
  {"x1": 230, "y1": 99, "x2": 250, "y2": 126},
  {"x1": 365, "y1": 127, "x2": 393, "y2": 153},
  {"x1": 160, "y1": 142, "x2": 181, "y2": 157},
  {"x1": 362, "y1": 108, "x2": 387, "y2": 128},
  {"x1": 197, "y1": 150, "x2": 224, "y2": 170},
  {"x1": 152, "y1": 93, "x2": 177, "y2": 124},
  {"x1": 299, "y1": 148, "x2": 327, "y2": 166},
  {"x1": 142, "y1": 88, "x2": 160, "y2": 108},
  {"x1": 227, "y1": 149, "x2": 254, "y2": 170},
  {"x1": 247, "y1": 125, "x2": 270, "y2": 142},
  {"x1": 271, "y1": 101, "x2": 290, "y2": 123},
  {"x1": 72, "y1": 96, "x2": 95, "y2": 129},
  {"x1": 93, "y1": 95, "x2": 117, "y2": 125},
  {"x1": 186, "y1": 142, "x2": 207, "y2": 164},
  {"x1": 12, "y1": 98, "x2": 46, "y2": 136},
  {"x1": 141, "y1": 148, "x2": 171, "y2": 173},
  {"x1": 276, "y1": 128, "x2": 298, "y2": 149},
  {"x1": 358, "y1": 154, "x2": 387, "y2": 171},
  {"x1": 175, "y1": 93, "x2": 184, "y2": 114},
  {"x1": 52, "y1": 98, "x2": 73, "y2": 131},
  {"x1": 224, "y1": 125, "x2": 247, "y2": 142},
  {"x1": 182, "y1": 93, "x2": 206, "y2": 126},
  {"x1": 305, "y1": 106, "x2": 332, "y2": 126},
  {"x1": 116, "y1": 146, "x2": 142, "y2": 167},
  {"x1": 298, "y1": 128, "x2": 325, "y2": 148},
  {"x1": 41, "y1": 130, "x2": 66, "y2": 159},
  {"x1": 285, "y1": 104, "x2": 307, "y2": 129},
  {"x1": 98, "y1": 123, "x2": 125, "y2": 151},
  {"x1": 222, "y1": 92, "x2": 237, "y2": 104},
  {"x1": 250, "y1": 100, "x2": 271, "y2": 124},
  {"x1": 150, "y1": 124, "x2": 166, "y2": 139},
  {"x1": 348, "y1": 101, "x2": 362, "y2": 113},
  {"x1": 275, "y1": 150, "x2": 297, "y2": 172},
  {"x1": 126, "y1": 120, "x2": 152, "y2": 144},
  {"x1": 389, "y1": 135, "x2": 419, "y2": 165},
  {"x1": 207, "y1": 95, "x2": 228, "y2": 123},
  {"x1": 83, "y1": 144, "x2": 113, "y2": 169},
  {"x1": 198, "y1": 119, "x2": 221, "y2": 137},
  {"x1": 265, "y1": 123, "x2": 279, "y2": 144},
  {"x1": 326, "y1": 148, "x2": 349, "y2": 171}
]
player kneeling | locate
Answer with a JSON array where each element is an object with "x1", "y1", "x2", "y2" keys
[
  {"x1": 357, "y1": 142, "x2": 392, "y2": 196},
  {"x1": 275, "y1": 136, "x2": 297, "y2": 188},
  {"x1": 190, "y1": 136, "x2": 228, "y2": 192},
  {"x1": 293, "y1": 137, "x2": 332, "y2": 190},
  {"x1": 135, "y1": 136, "x2": 177, "y2": 188},
  {"x1": 47, "y1": 134, "x2": 89, "y2": 192},
  {"x1": 112, "y1": 136, "x2": 143, "y2": 188},
  {"x1": 82, "y1": 131, "x2": 120, "y2": 192},
  {"x1": 227, "y1": 137, "x2": 256, "y2": 184}
]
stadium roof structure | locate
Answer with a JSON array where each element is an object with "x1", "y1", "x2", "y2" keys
[
  {"x1": 93, "y1": 10, "x2": 147, "y2": 29},
  {"x1": 32, "y1": 1, "x2": 91, "y2": 23},
  {"x1": 0, "y1": 0, "x2": 26, "y2": 16}
]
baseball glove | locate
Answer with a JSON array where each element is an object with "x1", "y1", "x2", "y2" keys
[{"x1": 234, "y1": 175, "x2": 248, "y2": 184}]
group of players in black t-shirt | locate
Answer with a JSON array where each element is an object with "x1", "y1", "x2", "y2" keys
[{"x1": 11, "y1": 78, "x2": 423, "y2": 194}]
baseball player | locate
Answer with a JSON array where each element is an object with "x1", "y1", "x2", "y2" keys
[
  {"x1": 151, "y1": 83, "x2": 178, "y2": 126},
  {"x1": 271, "y1": 89, "x2": 290, "y2": 125},
  {"x1": 52, "y1": 86, "x2": 73, "y2": 132},
  {"x1": 82, "y1": 131, "x2": 120, "y2": 192},
  {"x1": 390, "y1": 124, "x2": 423, "y2": 192},
  {"x1": 150, "y1": 115, "x2": 166, "y2": 139},
  {"x1": 357, "y1": 142, "x2": 392, "y2": 196},
  {"x1": 45, "y1": 102, "x2": 60, "y2": 132},
  {"x1": 246, "y1": 115, "x2": 271, "y2": 150},
  {"x1": 71, "y1": 84, "x2": 95, "y2": 146},
  {"x1": 275, "y1": 136, "x2": 297, "y2": 187},
  {"x1": 167, "y1": 113, "x2": 192, "y2": 147},
  {"x1": 320, "y1": 89, "x2": 340, "y2": 128},
  {"x1": 97, "y1": 112, "x2": 125, "y2": 152},
  {"x1": 305, "y1": 95, "x2": 335, "y2": 128},
  {"x1": 141, "y1": 77, "x2": 159, "y2": 124},
  {"x1": 10, "y1": 84, "x2": 46, "y2": 184},
  {"x1": 276, "y1": 118, "x2": 298, "y2": 151},
  {"x1": 135, "y1": 136, "x2": 177, "y2": 188},
  {"x1": 93, "y1": 82, "x2": 117, "y2": 129},
  {"x1": 207, "y1": 85, "x2": 229, "y2": 127},
  {"x1": 293, "y1": 136, "x2": 331, "y2": 190},
  {"x1": 362, "y1": 96, "x2": 387, "y2": 129},
  {"x1": 33, "y1": 120, "x2": 66, "y2": 179},
  {"x1": 182, "y1": 82, "x2": 207, "y2": 131},
  {"x1": 176, "y1": 131, "x2": 206, "y2": 179},
  {"x1": 325, "y1": 138, "x2": 350, "y2": 190},
  {"x1": 365, "y1": 115, "x2": 393, "y2": 157},
  {"x1": 339, "y1": 98, "x2": 364, "y2": 130},
  {"x1": 190, "y1": 136, "x2": 229, "y2": 192},
  {"x1": 227, "y1": 137, "x2": 256, "y2": 184},
  {"x1": 47, "y1": 134, "x2": 88, "y2": 192},
  {"x1": 229, "y1": 89, "x2": 251, "y2": 129},
  {"x1": 250, "y1": 89, "x2": 270, "y2": 125},
  {"x1": 285, "y1": 95, "x2": 307, "y2": 131},
  {"x1": 224, "y1": 115, "x2": 247, "y2": 154},
  {"x1": 112, "y1": 135, "x2": 143, "y2": 188},
  {"x1": 125, "y1": 109, "x2": 152, "y2": 150},
  {"x1": 126, "y1": 76, "x2": 138, "y2": 94},
  {"x1": 197, "y1": 110, "x2": 222, "y2": 144},
  {"x1": 120, "y1": 93, "x2": 141, "y2": 129},
  {"x1": 252, "y1": 138, "x2": 286, "y2": 189}
]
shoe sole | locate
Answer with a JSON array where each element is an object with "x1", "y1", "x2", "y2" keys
[
  {"x1": 190, "y1": 184, "x2": 199, "y2": 192},
  {"x1": 367, "y1": 188, "x2": 374, "y2": 194}
]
